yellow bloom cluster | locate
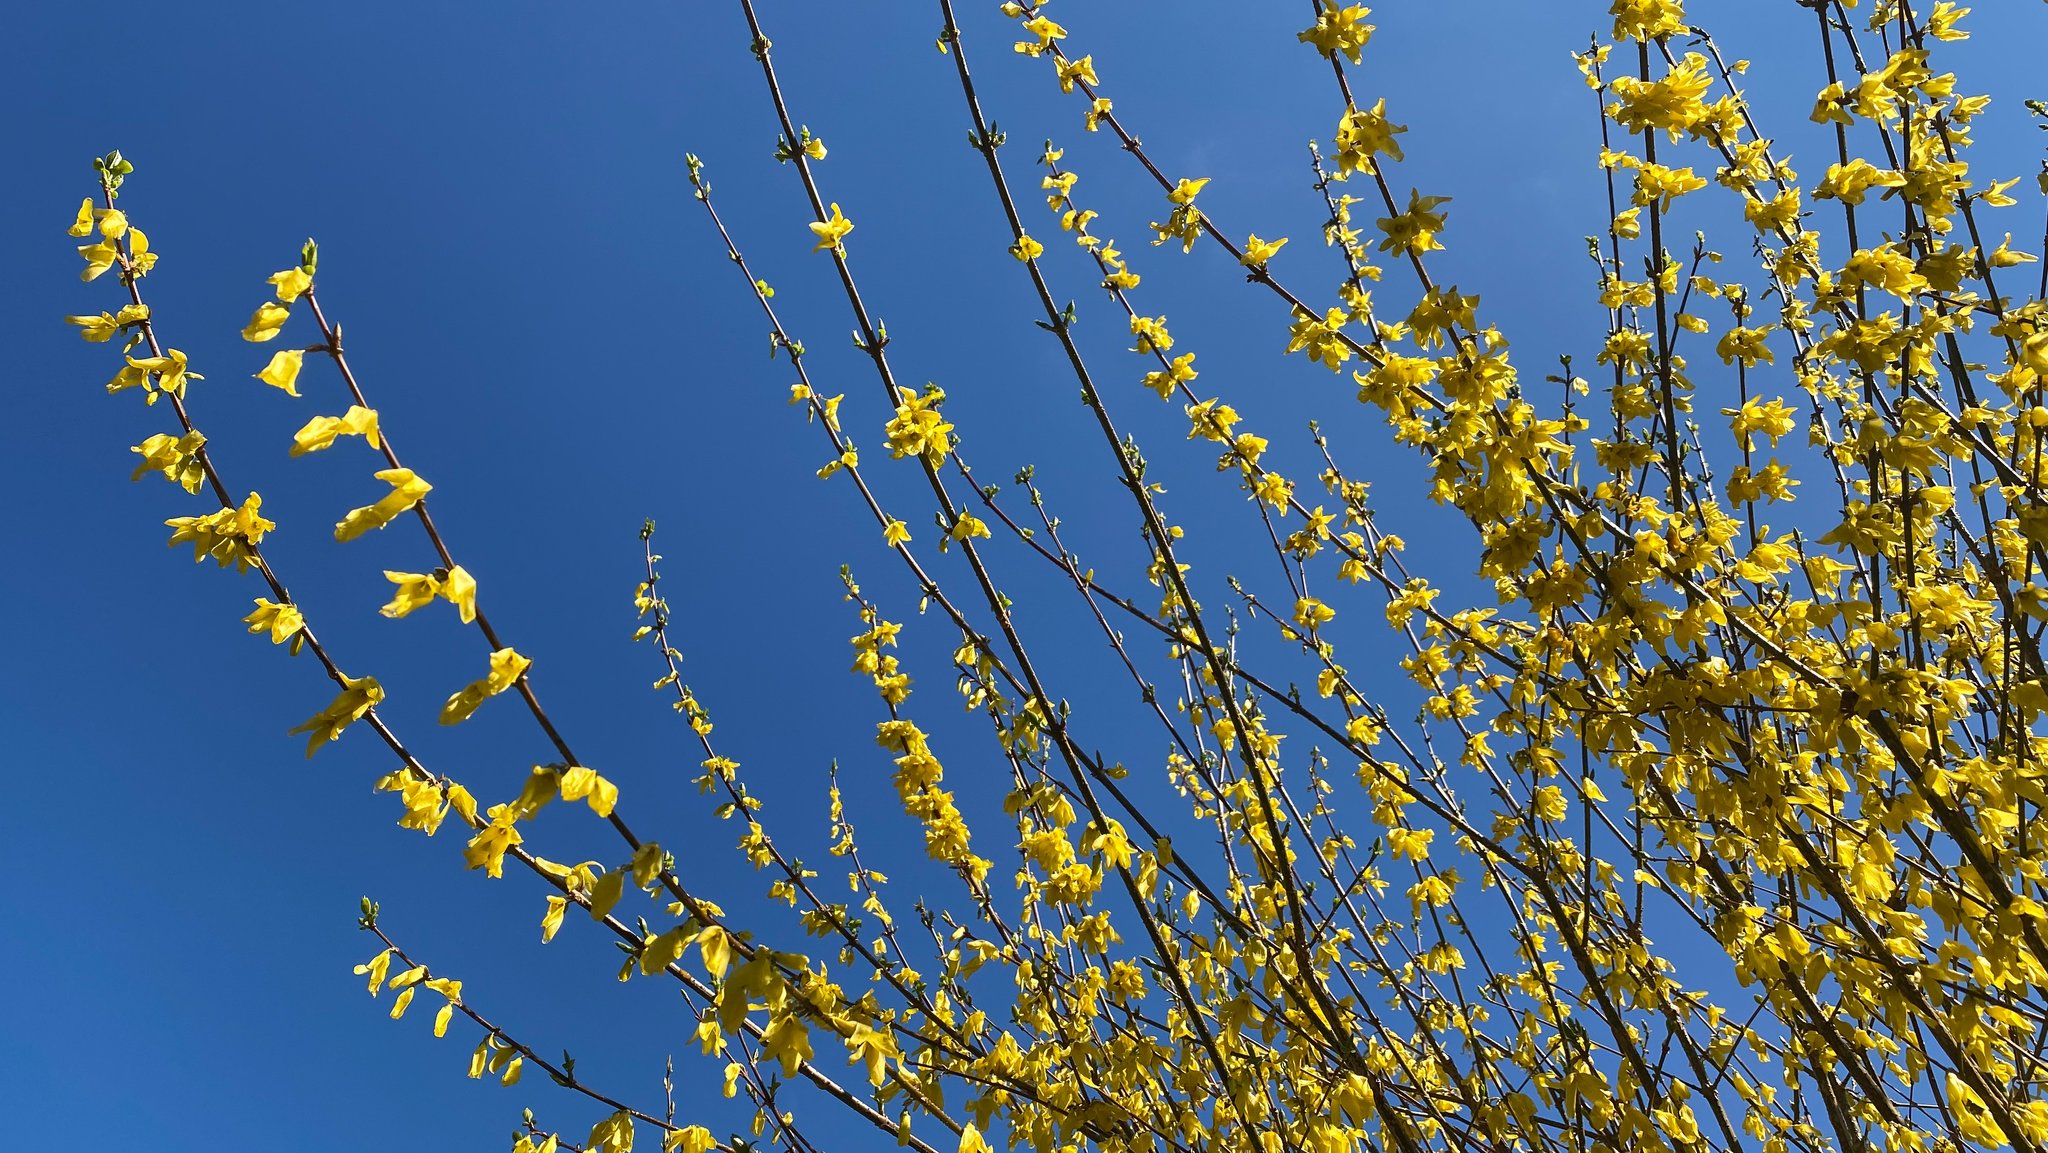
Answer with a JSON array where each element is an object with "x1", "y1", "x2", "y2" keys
[{"x1": 66, "y1": 7, "x2": 2048, "y2": 1153}]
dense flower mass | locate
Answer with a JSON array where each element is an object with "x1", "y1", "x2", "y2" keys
[{"x1": 61, "y1": 3, "x2": 2048, "y2": 1153}]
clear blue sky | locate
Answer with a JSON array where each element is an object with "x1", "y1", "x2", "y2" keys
[{"x1": 5, "y1": 2, "x2": 2044, "y2": 1149}]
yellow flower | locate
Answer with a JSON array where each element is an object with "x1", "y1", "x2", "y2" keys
[
  {"x1": 949, "y1": 512, "x2": 991, "y2": 542},
  {"x1": 165, "y1": 493, "x2": 274, "y2": 572},
  {"x1": 559, "y1": 765, "x2": 619, "y2": 817},
  {"x1": 125, "y1": 349, "x2": 197, "y2": 400},
  {"x1": 1377, "y1": 189, "x2": 1452, "y2": 256},
  {"x1": 65, "y1": 303, "x2": 149, "y2": 342},
  {"x1": 1185, "y1": 398, "x2": 1239, "y2": 443},
  {"x1": 336, "y1": 467, "x2": 432, "y2": 541},
  {"x1": 809, "y1": 202, "x2": 854, "y2": 254},
  {"x1": 244, "y1": 598, "x2": 307, "y2": 652},
  {"x1": 287, "y1": 673, "x2": 385, "y2": 756},
  {"x1": 440, "y1": 647, "x2": 532, "y2": 725},
  {"x1": 65, "y1": 312, "x2": 120, "y2": 342},
  {"x1": 130, "y1": 431, "x2": 208, "y2": 493},
  {"x1": 883, "y1": 387, "x2": 956, "y2": 462},
  {"x1": 1009, "y1": 233, "x2": 1045, "y2": 261},
  {"x1": 1142, "y1": 352, "x2": 1199, "y2": 399},
  {"x1": 242, "y1": 301, "x2": 291, "y2": 342},
  {"x1": 1388, "y1": 826, "x2": 1434, "y2": 861},
  {"x1": 760, "y1": 1012, "x2": 814, "y2": 1076},
  {"x1": 883, "y1": 519, "x2": 912, "y2": 546},
  {"x1": 1130, "y1": 314, "x2": 1174, "y2": 354},
  {"x1": 628, "y1": 841, "x2": 666, "y2": 888},
  {"x1": 1611, "y1": 0, "x2": 1686, "y2": 42},
  {"x1": 844, "y1": 1021, "x2": 899, "y2": 1087},
  {"x1": 1240, "y1": 234, "x2": 1289, "y2": 268},
  {"x1": 513, "y1": 767, "x2": 560, "y2": 819},
  {"x1": 1056, "y1": 54, "x2": 1097, "y2": 93},
  {"x1": 254, "y1": 349, "x2": 305, "y2": 396},
  {"x1": 1715, "y1": 326, "x2": 1775, "y2": 367},
  {"x1": 1084, "y1": 96, "x2": 1114, "y2": 132},
  {"x1": 1606, "y1": 52, "x2": 1713, "y2": 138},
  {"x1": 1988, "y1": 232, "x2": 2038, "y2": 268},
  {"x1": 291, "y1": 406, "x2": 382, "y2": 456},
  {"x1": 380, "y1": 571, "x2": 444, "y2": 619},
  {"x1": 462, "y1": 803, "x2": 525, "y2": 878},
  {"x1": 128, "y1": 228, "x2": 157, "y2": 276},
  {"x1": 379, "y1": 769, "x2": 456, "y2": 835},
  {"x1": 77, "y1": 241, "x2": 120, "y2": 282},
  {"x1": 353, "y1": 948, "x2": 392, "y2": 994},
  {"x1": 1012, "y1": 14, "x2": 1066, "y2": 56},
  {"x1": 1298, "y1": 1, "x2": 1374, "y2": 63},
  {"x1": 540, "y1": 896, "x2": 568, "y2": 943},
  {"x1": 1334, "y1": 99, "x2": 1406, "y2": 175},
  {"x1": 1293, "y1": 596, "x2": 1336, "y2": 629},
  {"x1": 440, "y1": 564, "x2": 478, "y2": 623},
  {"x1": 268, "y1": 267, "x2": 313, "y2": 303},
  {"x1": 67, "y1": 198, "x2": 94, "y2": 237},
  {"x1": 1631, "y1": 163, "x2": 1707, "y2": 210},
  {"x1": 697, "y1": 926, "x2": 733, "y2": 980},
  {"x1": 1728, "y1": 396, "x2": 1797, "y2": 448},
  {"x1": 588, "y1": 1112, "x2": 634, "y2": 1153},
  {"x1": 105, "y1": 363, "x2": 152, "y2": 400},
  {"x1": 1814, "y1": 158, "x2": 1903, "y2": 206}
]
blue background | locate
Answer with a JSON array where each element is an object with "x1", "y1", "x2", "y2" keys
[{"x1": 4, "y1": 2, "x2": 2044, "y2": 1149}]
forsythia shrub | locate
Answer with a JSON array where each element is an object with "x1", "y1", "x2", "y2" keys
[{"x1": 58, "y1": 2, "x2": 2048, "y2": 1152}]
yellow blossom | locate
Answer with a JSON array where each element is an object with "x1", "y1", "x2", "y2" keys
[
  {"x1": 127, "y1": 228, "x2": 157, "y2": 276},
  {"x1": 1815, "y1": 159, "x2": 1905, "y2": 206},
  {"x1": 1377, "y1": 189, "x2": 1451, "y2": 256},
  {"x1": 809, "y1": 203, "x2": 854, "y2": 254},
  {"x1": 122, "y1": 348, "x2": 197, "y2": 401},
  {"x1": 291, "y1": 406, "x2": 382, "y2": 456},
  {"x1": 77, "y1": 240, "x2": 121, "y2": 281},
  {"x1": 440, "y1": 647, "x2": 532, "y2": 725},
  {"x1": 1631, "y1": 163, "x2": 1707, "y2": 210},
  {"x1": 462, "y1": 803, "x2": 525, "y2": 878},
  {"x1": 1298, "y1": 2, "x2": 1374, "y2": 63},
  {"x1": 254, "y1": 349, "x2": 305, "y2": 396},
  {"x1": 130, "y1": 430, "x2": 208, "y2": 493},
  {"x1": 1240, "y1": 235, "x2": 1288, "y2": 268},
  {"x1": 1142, "y1": 352, "x2": 1199, "y2": 399},
  {"x1": 380, "y1": 571, "x2": 444, "y2": 619},
  {"x1": 441, "y1": 565, "x2": 478, "y2": 623},
  {"x1": 1013, "y1": 14, "x2": 1066, "y2": 56},
  {"x1": 287, "y1": 673, "x2": 385, "y2": 756},
  {"x1": 336, "y1": 468, "x2": 432, "y2": 542},
  {"x1": 242, "y1": 302, "x2": 291, "y2": 342},
  {"x1": 884, "y1": 387, "x2": 955, "y2": 463},
  {"x1": 269, "y1": 267, "x2": 313, "y2": 303},
  {"x1": 559, "y1": 765, "x2": 620, "y2": 818},
  {"x1": 1334, "y1": 99, "x2": 1406, "y2": 175},
  {"x1": 165, "y1": 493, "x2": 273, "y2": 572},
  {"x1": 65, "y1": 303, "x2": 147, "y2": 342},
  {"x1": 1055, "y1": 54, "x2": 1097, "y2": 93},
  {"x1": 949, "y1": 512, "x2": 991, "y2": 542},
  {"x1": 1611, "y1": 0, "x2": 1686, "y2": 42},
  {"x1": 244, "y1": 598, "x2": 307, "y2": 650}
]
